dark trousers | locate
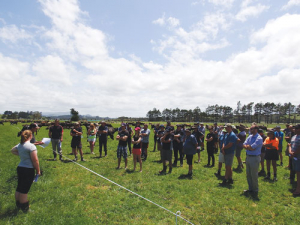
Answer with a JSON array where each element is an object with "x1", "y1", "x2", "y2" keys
[
  {"x1": 207, "y1": 146, "x2": 215, "y2": 166},
  {"x1": 99, "y1": 138, "x2": 107, "y2": 156},
  {"x1": 290, "y1": 156, "x2": 296, "y2": 180},
  {"x1": 127, "y1": 137, "x2": 132, "y2": 154},
  {"x1": 173, "y1": 143, "x2": 183, "y2": 165},
  {"x1": 153, "y1": 136, "x2": 157, "y2": 151}
]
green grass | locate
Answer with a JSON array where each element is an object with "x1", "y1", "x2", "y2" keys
[{"x1": 0, "y1": 122, "x2": 299, "y2": 225}]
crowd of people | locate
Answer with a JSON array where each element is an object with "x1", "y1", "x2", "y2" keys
[{"x1": 10, "y1": 120, "x2": 300, "y2": 212}]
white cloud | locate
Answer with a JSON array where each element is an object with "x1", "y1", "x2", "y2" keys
[
  {"x1": 281, "y1": 0, "x2": 300, "y2": 10},
  {"x1": 32, "y1": 55, "x2": 73, "y2": 86},
  {"x1": 167, "y1": 17, "x2": 180, "y2": 27},
  {"x1": 0, "y1": 24, "x2": 32, "y2": 43},
  {"x1": 153, "y1": 14, "x2": 180, "y2": 28},
  {"x1": 152, "y1": 14, "x2": 166, "y2": 26},
  {"x1": 208, "y1": 0, "x2": 235, "y2": 8},
  {"x1": 236, "y1": 1, "x2": 269, "y2": 22}
]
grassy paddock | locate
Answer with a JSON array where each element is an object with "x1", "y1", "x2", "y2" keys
[{"x1": 0, "y1": 122, "x2": 299, "y2": 225}]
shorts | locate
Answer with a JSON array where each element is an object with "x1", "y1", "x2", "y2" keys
[
  {"x1": 235, "y1": 146, "x2": 243, "y2": 157},
  {"x1": 224, "y1": 154, "x2": 234, "y2": 166},
  {"x1": 88, "y1": 137, "x2": 96, "y2": 142},
  {"x1": 292, "y1": 158, "x2": 300, "y2": 172},
  {"x1": 16, "y1": 167, "x2": 35, "y2": 194},
  {"x1": 186, "y1": 154, "x2": 193, "y2": 165},
  {"x1": 117, "y1": 145, "x2": 128, "y2": 159},
  {"x1": 278, "y1": 145, "x2": 282, "y2": 153},
  {"x1": 162, "y1": 149, "x2": 172, "y2": 162},
  {"x1": 265, "y1": 149, "x2": 279, "y2": 161},
  {"x1": 260, "y1": 153, "x2": 265, "y2": 162},
  {"x1": 219, "y1": 152, "x2": 225, "y2": 163},
  {"x1": 71, "y1": 139, "x2": 82, "y2": 149},
  {"x1": 132, "y1": 148, "x2": 141, "y2": 155},
  {"x1": 142, "y1": 142, "x2": 149, "y2": 149}
]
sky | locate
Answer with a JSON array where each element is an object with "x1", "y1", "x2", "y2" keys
[{"x1": 0, "y1": 0, "x2": 300, "y2": 118}]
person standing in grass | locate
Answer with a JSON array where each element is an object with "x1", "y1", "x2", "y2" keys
[
  {"x1": 126, "y1": 123, "x2": 133, "y2": 156},
  {"x1": 159, "y1": 128, "x2": 174, "y2": 174},
  {"x1": 205, "y1": 127, "x2": 216, "y2": 167},
  {"x1": 235, "y1": 124, "x2": 246, "y2": 170},
  {"x1": 215, "y1": 128, "x2": 227, "y2": 176},
  {"x1": 173, "y1": 124, "x2": 184, "y2": 167},
  {"x1": 49, "y1": 119, "x2": 63, "y2": 161},
  {"x1": 192, "y1": 126, "x2": 203, "y2": 163},
  {"x1": 29, "y1": 123, "x2": 44, "y2": 146},
  {"x1": 243, "y1": 125, "x2": 263, "y2": 194},
  {"x1": 132, "y1": 127, "x2": 142, "y2": 172},
  {"x1": 98, "y1": 121, "x2": 108, "y2": 157},
  {"x1": 153, "y1": 123, "x2": 160, "y2": 152},
  {"x1": 11, "y1": 130, "x2": 40, "y2": 212},
  {"x1": 285, "y1": 125, "x2": 295, "y2": 182},
  {"x1": 288, "y1": 124, "x2": 300, "y2": 196},
  {"x1": 157, "y1": 125, "x2": 165, "y2": 162},
  {"x1": 183, "y1": 129, "x2": 197, "y2": 176},
  {"x1": 275, "y1": 126, "x2": 284, "y2": 166},
  {"x1": 220, "y1": 123, "x2": 237, "y2": 186},
  {"x1": 116, "y1": 123, "x2": 129, "y2": 169},
  {"x1": 141, "y1": 124, "x2": 150, "y2": 160},
  {"x1": 258, "y1": 129, "x2": 267, "y2": 176},
  {"x1": 87, "y1": 123, "x2": 96, "y2": 155},
  {"x1": 263, "y1": 130, "x2": 279, "y2": 181},
  {"x1": 71, "y1": 122, "x2": 84, "y2": 161},
  {"x1": 213, "y1": 123, "x2": 220, "y2": 153},
  {"x1": 198, "y1": 123, "x2": 205, "y2": 151}
]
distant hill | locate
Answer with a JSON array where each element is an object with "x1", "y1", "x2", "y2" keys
[{"x1": 43, "y1": 112, "x2": 112, "y2": 120}]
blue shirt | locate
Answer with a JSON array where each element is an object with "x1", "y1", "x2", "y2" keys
[
  {"x1": 219, "y1": 133, "x2": 226, "y2": 149},
  {"x1": 291, "y1": 135, "x2": 300, "y2": 159},
  {"x1": 198, "y1": 126, "x2": 205, "y2": 135},
  {"x1": 224, "y1": 131, "x2": 238, "y2": 155},
  {"x1": 141, "y1": 129, "x2": 150, "y2": 143},
  {"x1": 183, "y1": 134, "x2": 197, "y2": 155},
  {"x1": 277, "y1": 131, "x2": 284, "y2": 147},
  {"x1": 243, "y1": 133, "x2": 263, "y2": 156}
]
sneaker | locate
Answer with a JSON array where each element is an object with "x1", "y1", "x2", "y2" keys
[
  {"x1": 280, "y1": 162, "x2": 283, "y2": 166},
  {"x1": 81, "y1": 158, "x2": 85, "y2": 162},
  {"x1": 159, "y1": 170, "x2": 166, "y2": 175},
  {"x1": 168, "y1": 168, "x2": 172, "y2": 174},
  {"x1": 53, "y1": 158, "x2": 57, "y2": 161},
  {"x1": 264, "y1": 175, "x2": 270, "y2": 180},
  {"x1": 273, "y1": 176, "x2": 278, "y2": 181},
  {"x1": 258, "y1": 170, "x2": 266, "y2": 176},
  {"x1": 73, "y1": 157, "x2": 77, "y2": 161},
  {"x1": 180, "y1": 164, "x2": 183, "y2": 167},
  {"x1": 215, "y1": 171, "x2": 221, "y2": 176},
  {"x1": 91, "y1": 152, "x2": 95, "y2": 155}
]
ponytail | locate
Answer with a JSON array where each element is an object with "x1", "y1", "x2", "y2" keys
[{"x1": 21, "y1": 130, "x2": 32, "y2": 144}]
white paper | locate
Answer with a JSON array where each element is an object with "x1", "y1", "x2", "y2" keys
[{"x1": 40, "y1": 138, "x2": 51, "y2": 148}]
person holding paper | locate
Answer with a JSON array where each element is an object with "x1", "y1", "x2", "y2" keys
[
  {"x1": 11, "y1": 130, "x2": 40, "y2": 212},
  {"x1": 48, "y1": 119, "x2": 63, "y2": 161}
]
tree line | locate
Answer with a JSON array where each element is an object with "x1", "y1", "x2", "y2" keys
[
  {"x1": 2, "y1": 110, "x2": 42, "y2": 120},
  {"x1": 146, "y1": 102, "x2": 300, "y2": 124}
]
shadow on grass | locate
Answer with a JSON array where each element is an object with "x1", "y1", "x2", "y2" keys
[
  {"x1": 178, "y1": 174, "x2": 192, "y2": 180},
  {"x1": 125, "y1": 169, "x2": 135, "y2": 174},
  {"x1": 240, "y1": 192, "x2": 260, "y2": 201},
  {"x1": 218, "y1": 183, "x2": 234, "y2": 189},
  {"x1": 214, "y1": 174, "x2": 225, "y2": 180},
  {"x1": 233, "y1": 168, "x2": 243, "y2": 173},
  {"x1": 152, "y1": 160, "x2": 162, "y2": 164},
  {"x1": 0, "y1": 208, "x2": 19, "y2": 220}
]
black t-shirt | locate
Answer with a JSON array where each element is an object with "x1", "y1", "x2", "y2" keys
[
  {"x1": 192, "y1": 130, "x2": 202, "y2": 143},
  {"x1": 71, "y1": 127, "x2": 82, "y2": 142},
  {"x1": 118, "y1": 130, "x2": 129, "y2": 147},
  {"x1": 133, "y1": 135, "x2": 141, "y2": 149},
  {"x1": 162, "y1": 133, "x2": 173, "y2": 150},
  {"x1": 50, "y1": 125, "x2": 63, "y2": 139},
  {"x1": 30, "y1": 132, "x2": 36, "y2": 144},
  {"x1": 206, "y1": 133, "x2": 216, "y2": 148},
  {"x1": 173, "y1": 129, "x2": 184, "y2": 146},
  {"x1": 98, "y1": 126, "x2": 108, "y2": 140}
]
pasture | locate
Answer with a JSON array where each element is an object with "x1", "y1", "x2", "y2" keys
[{"x1": 0, "y1": 122, "x2": 299, "y2": 225}]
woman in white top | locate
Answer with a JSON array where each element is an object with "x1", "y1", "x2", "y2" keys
[
  {"x1": 11, "y1": 130, "x2": 40, "y2": 212},
  {"x1": 88, "y1": 123, "x2": 97, "y2": 154}
]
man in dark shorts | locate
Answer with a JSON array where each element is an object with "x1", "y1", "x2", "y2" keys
[
  {"x1": 160, "y1": 128, "x2": 174, "y2": 174},
  {"x1": 116, "y1": 123, "x2": 129, "y2": 169},
  {"x1": 173, "y1": 124, "x2": 184, "y2": 167},
  {"x1": 183, "y1": 129, "x2": 197, "y2": 176},
  {"x1": 49, "y1": 119, "x2": 64, "y2": 161},
  {"x1": 97, "y1": 121, "x2": 108, "y2": 157},
  {"x1": 70, "y1": 122, "x2": 84, "y2": 161},
  {"x1": 192, "y1": 126, "x2": 203, "y2": 163},
  {"x1": 220, "y1": 123, "x2": 238, "y2": 186}
]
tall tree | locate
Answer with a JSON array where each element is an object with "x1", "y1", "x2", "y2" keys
[{"x1": 70, "y1": 108, "x2": 79, "y2": 121}]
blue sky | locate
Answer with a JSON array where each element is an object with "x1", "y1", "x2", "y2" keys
[{"x1": 1, "y1": 0, "x2": 300, "y2": 117}]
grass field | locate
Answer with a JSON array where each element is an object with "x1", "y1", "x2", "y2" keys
[{"x1": 0, "y1": 122, "x2": 299, "y2": 225}]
